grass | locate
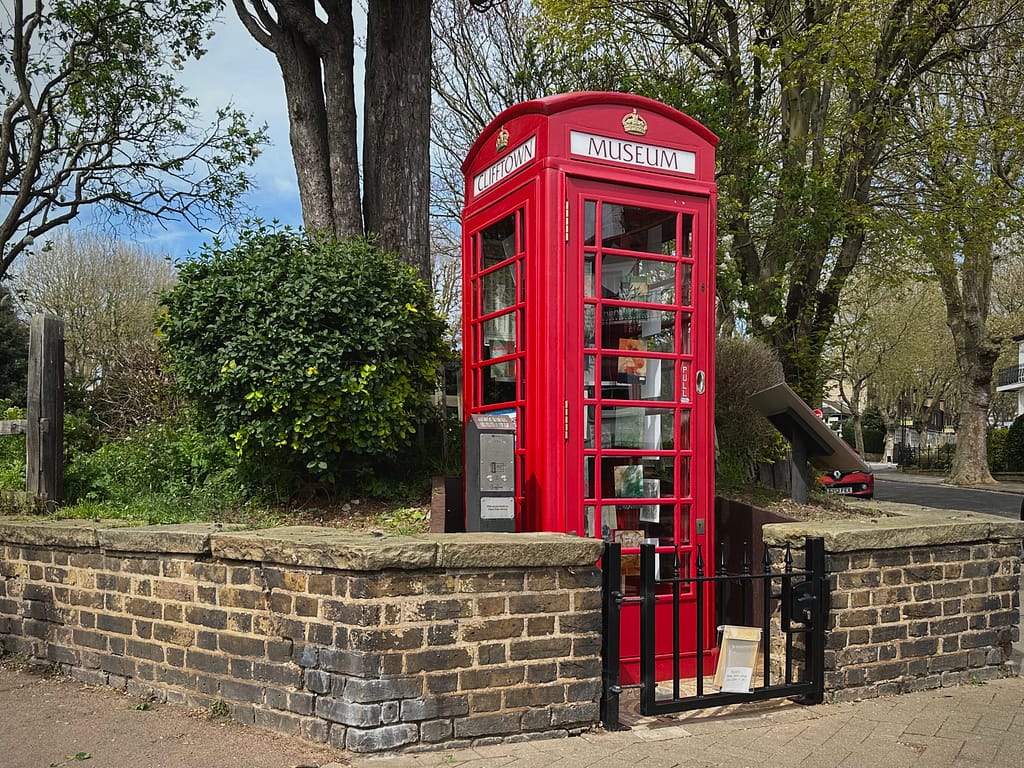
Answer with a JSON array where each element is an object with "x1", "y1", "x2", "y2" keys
[
  {"x1": 0, "y1": 485, "x2": 432, "y2": 536},
  {"x1": 0, "y1": 402, "x2": 445, "y2": 535},
  {"x1": 208, "y1": 700, "x2": 230, "y2": 719},
  {"x1": 377, "y1": 506, "x2": 429, "y2": 535},
  {"x1": 47, "y1": 491, "x2": 290, "y2": 527}
]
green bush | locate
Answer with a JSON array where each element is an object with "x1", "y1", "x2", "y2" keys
[
  {"x1": 861, "y1": 407, "x2": 886, "y2": 454},
  {"x1": 64, "y1": 419, "x2": 250, "y2": 523},
  {"x1": 343, "y1": 403, "x2": 463, "y2": 500},
  {"x1": 160, "y1": 227, "x2": 447, "y2": 488},
  {"x1": 0, "y1": 402, "x2": 26, "y2": 490},
  {"x1": 988, "y1": 427, "x2": 1009, "y2": 473},
  {"x1": 1006, "y1": 414, "x2": 1024, "y2": 471},
  {"x1": 935, "y1": 442, "x2": 956, "y2": 471}
]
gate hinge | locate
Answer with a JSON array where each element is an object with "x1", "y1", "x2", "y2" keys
[
  {"x1": 564, "y1": 399, "x2": 569, "y2": 441},
  {"x1": 565, "y1": 199, "x2": 570, "y2": 242}
]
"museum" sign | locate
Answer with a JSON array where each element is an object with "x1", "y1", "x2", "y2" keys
[{"x1": 570, "y1": 130, "x2": 695, "y2": 175}]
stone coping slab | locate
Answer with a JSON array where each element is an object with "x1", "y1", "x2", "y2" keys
[
  {"x1": 210, "y1": 528, "x2": 604, "y2": 570},
  {"x1": 0, "y1": 519, "x2": 605, "y2": 571},
  {"x1": 210, "y1": 527, "x2": 440, "y2": 570},
  {"x1": 764, "y1": 506, "x2": 1024, "y2": 552},
  {"x1": 429, "y1": 532, "x2": 605, "y2": 568},
  {"x1": 0, "y1": 518, "x2": 135, "y2": 548},
  {"x1": 97, "y1": 523, "x2": 246, "y2": 554}
]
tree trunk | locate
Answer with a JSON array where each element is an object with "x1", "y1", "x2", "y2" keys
[
  {"x1": 851, "y1": 411, "x2": 864, "y2": 455},
  {"x1": 849, "y1": 379, "x2": 865, "y2": 455},
  {"x1": 363, "y1": 0, "x2": 432, "y2": 284},
  {"x1": 949, "y1": 375, "x2": 996, "y2": 484},
  {"x1": 274, "y1": 35, "x2": 336, "y2": 235},
  {"x1": 234, "y1": 0, "x2": 363, "y2": 240},
  {"x1": 936, "y1": 249, "x2": 999, "y2": 485},
  {"x1": 317, "y1": 0, "x2": 363, "y2": 238}
]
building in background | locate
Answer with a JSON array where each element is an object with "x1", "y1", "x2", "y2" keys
[{"x1": 996, "y1": 332, "x2": 1024, "y2": 420}]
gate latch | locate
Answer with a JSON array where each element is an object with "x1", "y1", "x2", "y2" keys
[{"x1": 788, "y1": 581, "x2": 817, "y2": 625}]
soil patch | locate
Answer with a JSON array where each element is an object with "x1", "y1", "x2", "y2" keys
[{"x1": 0, "y1": 657, "x2": 347, "y2": 768}]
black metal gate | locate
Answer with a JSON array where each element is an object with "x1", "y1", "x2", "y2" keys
[{"x1": 601, "y1": 536, "x2": 829, "y2": 728}]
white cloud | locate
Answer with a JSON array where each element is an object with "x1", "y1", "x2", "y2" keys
[{"x1": 178, "y1": 12, "x2": 299, "y2": 235}]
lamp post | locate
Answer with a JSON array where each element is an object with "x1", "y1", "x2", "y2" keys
[
  {"x1": 899, "y1": 391, "x2": 905, "y2": 464},
  {"x1": 910, "y1": 387, "x2": 917, "y2": 456}
]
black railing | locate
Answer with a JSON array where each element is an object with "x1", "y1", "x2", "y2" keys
[
  {"x1": 599, "y1": 537, "x2": 828, "y2": 722},
  {"x1": 895, "y1": 443, "x2": 956, "y2": 471},
  {"x1": 998, "y1": 364, "x2": 1024, "y2": 388}
]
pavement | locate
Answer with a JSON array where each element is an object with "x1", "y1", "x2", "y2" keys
[
  {"x1": 871, "y1": 464, "x2": 1024, "y2": 491},
  {"x1": 2, "y1": 657, "x2": 1024, "y2": 768},
  {"x1": 868, "y1": 463, "x2": 1024, "y2": 494},
  {"x1": 353, "y1": 675, "x2": 1024, "y2": 768}
]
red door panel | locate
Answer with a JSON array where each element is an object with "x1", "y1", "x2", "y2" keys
[{"x1": 565, "y1": 179, "x2": 715, "y2": 684}]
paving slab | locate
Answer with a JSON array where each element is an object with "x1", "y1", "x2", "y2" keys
[
  {"x1": 1, "y1": 657, "x2": 1023, "y2": 767},
  {"x1": 353, "y1": 677, "x2": 1024, "y2": 768}
]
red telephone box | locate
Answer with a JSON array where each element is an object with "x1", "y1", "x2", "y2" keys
[{"x1": 461, "y1": 93, "x2": 718, "y2": 683}]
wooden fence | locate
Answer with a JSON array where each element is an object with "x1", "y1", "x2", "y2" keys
[{"x1": 0, "y1": 315, "x2": 64, "y2": 505}]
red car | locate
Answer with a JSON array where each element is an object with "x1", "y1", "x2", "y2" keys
[{"x1": 820, "y1": 468, "x2": 874, "y2": 499}]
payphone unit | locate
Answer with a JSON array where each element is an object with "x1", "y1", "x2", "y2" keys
[{"x1": 465, "y1": 413, "x2": 516, "y2": 532}]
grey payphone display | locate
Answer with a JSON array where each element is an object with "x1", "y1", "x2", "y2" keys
[{"x1": 465, "y1": 413, "x2": 516, "y2": 532}]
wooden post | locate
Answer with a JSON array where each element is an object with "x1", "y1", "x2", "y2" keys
[{"x1": 26, "y1": 314, "x2": 64, "y2": 505}]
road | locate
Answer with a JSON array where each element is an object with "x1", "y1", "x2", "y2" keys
[{"x1": 867, "y1": 464, "x2": 1024, "y2": 519}]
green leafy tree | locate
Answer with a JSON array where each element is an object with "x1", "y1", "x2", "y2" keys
[
  {"x1": 536, "y1": 0, "x2": 1020, "y2": 401},
  {"x1": 824, "y1": 265, "x2": 927, "y2": 454},
  {"x1": 826, "y1": 275, "x2": 954, "y2": 459},
  {"x1": 159, "y1": 226, "x2": 447, "y2": 483},
  {"x1": 892, "y1": 21, "x2": 1024, "y2": 484},
  {"x1": 0, "y1": 286, "x2": 29, "y2": 404},
  {"x1": 1006, "y1": 415, "x2": 1024, "y2": 471},
  {"x1": 1, "y1": 0, "x2": 266, "y2": 280}
]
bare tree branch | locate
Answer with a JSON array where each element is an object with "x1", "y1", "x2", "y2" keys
[{"x1": 0, "y1": 0, "x2": 266, "y2": 280}]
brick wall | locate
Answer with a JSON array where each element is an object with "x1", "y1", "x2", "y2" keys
[
  {"x1": 4, "y1": 513, "x2": 1022, "y2": 747},
  {"x1": 823, "y1": 541, "x2": 1021, "y2": 701},
  {"x1": 0, "y1": 521, "x2": 604, "y2": 753},
  {"x1": 765, "y1": 513, "x2": 1024, "y2": 704}
]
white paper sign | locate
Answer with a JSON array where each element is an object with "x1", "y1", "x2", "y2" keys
[{"x1": 721, "y1": 667, "x2": 754, "y2": 694}]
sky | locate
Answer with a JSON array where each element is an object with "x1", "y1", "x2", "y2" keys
[{"x1": 138, "y1": 7, "x2": 366, "y2": 262}]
